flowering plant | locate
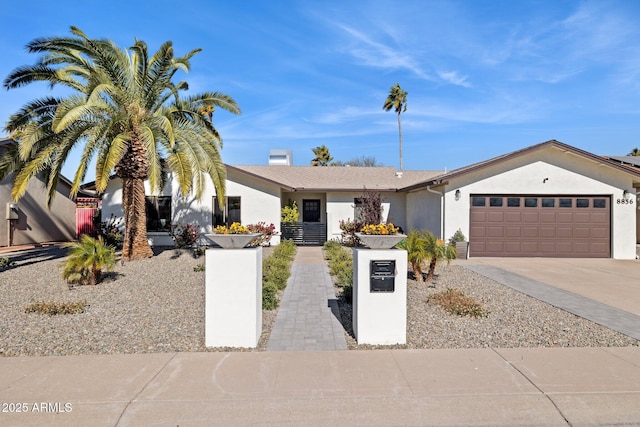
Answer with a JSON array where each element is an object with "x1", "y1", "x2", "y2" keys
[
  {"x1": 246, "y1": 222, "x2": 279, "y2": 246},
  {"x1": 213, "y1": 222, "x2": 250, "y2": 234},
  {"x1": 171, "y1": 223, "x2": 200, "y2": 248},
  {"x1": 359, "y1": 223, "x2": 399, "y2": 235}
]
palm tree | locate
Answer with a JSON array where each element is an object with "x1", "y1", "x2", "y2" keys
[
  {"x1": 424, "y1": 234, "x2": 457, "y2": 283},
  {"x1": 383, "y1": 83, "x2": 408, "y2": 170},
  {"x1": 396, "y1": 230, "x2": 431, "y2": 282},
  {"x1": 1, "y1": 27, "x2": 241, "y2": 261},
  {"x1": 310, "y1": 145, "x2": 334, "y2": 166},
  {"x1": 629, "y1": 148, "x2": 640, "y2": 156},
  {"x1": 62, "y1": 235, "x2": 117, "y2": 286}
]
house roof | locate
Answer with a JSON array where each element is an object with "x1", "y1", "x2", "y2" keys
[
  {"x1": 401, "y1": 139, "x2": 640, "y2": 191},
  {"x1": 227, "y1": 165, "x2": 443, "y2": 192},
  {"x1": 608, "y1": 155, "x2": 640, "y2": 168}
]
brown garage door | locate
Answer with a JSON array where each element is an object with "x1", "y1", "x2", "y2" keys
[{"x1": 469, "y1": 195, "x2": 610, "y2": 258}]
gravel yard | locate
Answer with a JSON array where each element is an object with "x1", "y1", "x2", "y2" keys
[{"x1": 0, "y1": 245, "x2": 636, "y2": 357}]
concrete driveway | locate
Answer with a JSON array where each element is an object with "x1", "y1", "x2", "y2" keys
[{"x1": 461, "y1": 258, "x2": 640, "y2": 317}]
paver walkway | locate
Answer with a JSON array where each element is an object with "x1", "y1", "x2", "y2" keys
[
  {"x1": 464, "y1": 263, "x2": 640, "y2": 341},
  {"x1": 267, "y1": 246, "x2": 348, "y2": 351}
]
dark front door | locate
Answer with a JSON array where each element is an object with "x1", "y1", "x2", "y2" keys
[{"x1": 302, "y1": 199, "x2": 321, "y2": 222}]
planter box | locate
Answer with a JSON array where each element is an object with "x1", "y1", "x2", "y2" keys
[
  {"x1": 455, "y1": 241, "x2": 469, "y2": 260},
  {"x1": 204, "y1": 233, "x2": 260, "y2": 249},
  {"x1": 355, "y1": 233, "x2": 406, "y2": 249}
]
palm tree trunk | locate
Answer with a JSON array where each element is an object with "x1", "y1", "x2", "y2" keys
[
  {"x1": 122, "y1": 177, "x2": 153, "y2": 261},
  {"x1": 412, "y1": 263, "x2": 424, "y2": 283},
  {"x1": 397, "y1": 111, "x2": 403, "y2": 171},
  {"x1": 426, "y1": 257, "x2": 437, "y2": 283}
]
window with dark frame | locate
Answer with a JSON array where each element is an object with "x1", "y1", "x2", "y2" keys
[
  {"x1": 507, "y1": 197, "x2": 520, "y2": 207},
  {"x1": 593, "y1": 199, "x2": 607, "y2": 208},
  {"x1": 146, "y1": 196, "x2": 172, "y2": 232},
  {"x1": 576, "y1": 199, "x2": 589, "y2": 208},
  {"x1": 212, "y1": 196, "x2": 241, "y2": 227},
  {"x1": 489, "y1": 197, "x2": 503, "y2": 207},
  {"x1": 542, "y1": 198, "x2": 555, "y2": 208},
  {"x1": 559, "y1": 198, "x2": 572, "y2": 208},
  {"x1": 354, "y1": 198, "x2": 365, "y2": 222},
  {"x1": 525, "y1": 198, "x2": 538, "y2": 207},
  {"x1": 471, "y1": 197, "x2": 486, "y2": 207}
]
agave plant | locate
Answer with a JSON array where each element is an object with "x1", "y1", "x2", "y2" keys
[{"x1": 62, "y1": 236, "x2": 117, "y2": 286}]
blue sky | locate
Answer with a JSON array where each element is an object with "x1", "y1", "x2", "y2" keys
[{"x1": 1, "y1": 0, "x2": 640, "y2": 180}]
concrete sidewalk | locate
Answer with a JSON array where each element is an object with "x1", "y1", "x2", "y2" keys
[{"x1": 1, "y1": 347, "x2": 639, "y2": 426}]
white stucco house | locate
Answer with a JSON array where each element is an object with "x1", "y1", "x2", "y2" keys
[{"x1": 97, "y1": 140, "x2": 640, "y2": 259}]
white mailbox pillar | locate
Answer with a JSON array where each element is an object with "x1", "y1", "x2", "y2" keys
[
  {"x1": 205, "y1": 247, "x2": 262, "y2": 348},
  {"x1": 353, "y1": 248, "x2": 407, "y2": 345}
]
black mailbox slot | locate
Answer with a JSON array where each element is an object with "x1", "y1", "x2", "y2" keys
[{"x1": 370, "y1": 260, "x2": 396, "y2": 292}]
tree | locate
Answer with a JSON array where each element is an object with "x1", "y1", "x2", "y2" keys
[
  {"x1": 629, "y1": 148, "x2": 640, "y2": 156},
  {"x1": 310, "y1": 145, "x2": 333, "y2": 166},
  {"x1": 62, "y1": 235, "x2": 117, "y2": 286},
  {"x1": 396, "y1": 229, "x2": 456, "y2": 283},
  {"x1": 1, "y1": 27, "x2": 240, "y2": 261},
  {"x1": 383, "y1": 83, "x2": 408, "y2": 170},
  {"x1": 357, "y1": 188, "x2": 383, "y2": 224},
  {"x1": 332, "y1": 155, "x2": 383, "y2": 167}
]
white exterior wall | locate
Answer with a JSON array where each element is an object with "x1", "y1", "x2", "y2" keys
[
  {"x1": 100, "y1": 170, "x2": 283, "y2": 246},
  {"x1": 325, "y1": 192, "x2": 406, "y2": 241},
  {"x1": 441, "y1": 153, "x2": 637, "y2": 259},
  {"x1": 405, "y1": 189, "x2": 443, "y2": 237}
]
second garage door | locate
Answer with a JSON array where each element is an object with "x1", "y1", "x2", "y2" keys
[{"x1": 469, "y1": 195, "x2": 610, "y2": 258}]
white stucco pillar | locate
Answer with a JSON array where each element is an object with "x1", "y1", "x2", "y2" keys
[
  {"x1": 353, "y1": 248, "x2": 408, "y2": 345},
  {"x1": 205, "y1": 247, "x2": 262, "y2": 348}
]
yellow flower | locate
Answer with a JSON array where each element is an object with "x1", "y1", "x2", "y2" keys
[
  {"x1": 360, "y1": 223, "x2": 399, "y2": 235},
  {"x1": 213, "y1": 222, "x2": 249, "y2": 234}
]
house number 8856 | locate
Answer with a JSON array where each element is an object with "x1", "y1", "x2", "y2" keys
[{"x1": 616, "y1": 199, "x2": 634, "y2": 204}]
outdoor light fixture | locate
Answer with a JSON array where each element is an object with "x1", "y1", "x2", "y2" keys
[
  {"x1": 543, "y1": 178, "x2": 549, "y2": 183},
  {"x1": 623, "y1": 189, "x2": 629, "y2": 198},
  {"x1": 455, "y1": 189, "x2": 461, "y2": 201}
]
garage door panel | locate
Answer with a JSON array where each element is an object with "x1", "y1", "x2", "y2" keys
[
  {"x1": 557, "y1": 226, "x2": 573, "y2": 238},
  {"x1": 487, "y1": 211, "x2": 504, "y2": 222},
  {"x1": 504, "y1": 227, "x2": 521, "y2": 237},
  {"x1": 505, "y1": 212, "x2": 522, "y2": 222},
  {"x1": 540, "y1": 227, "x2": 556, "y2": 238},
  {"x1": 522, "y1": 226, "x2": 538, "y2": 237},
  {"x1": 540, "y1": 212, "x2": 556, "y2": 223},
  {"x1": 470, "y1": 195, "x2": 610, "y2": 258}
]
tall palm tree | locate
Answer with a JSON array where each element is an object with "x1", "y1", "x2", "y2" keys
[
  {"x1": 310, "y1": 145, "x2": 334, "y2": 166},
  {"x1": 1, "y1": 27, "x2": 241, "y2": 261},
  {"x1": 383, "y1": 83, "x2": 408, "y2": 170},
  {"x1": 628, "y1": 148, "x2": 640, "y2": 156}
]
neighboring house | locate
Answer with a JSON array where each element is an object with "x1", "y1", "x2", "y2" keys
[
  {"x1": 98, "y1": 139, "x2": 640, "y2": 259},
  {"x1": 0, "y1": 138, "x2": 78, "y2": 247}
]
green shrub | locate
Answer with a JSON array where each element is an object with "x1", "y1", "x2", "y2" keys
[
  {"x1": 261, "y1": 240, "x2": 297, "y2": 309},
  {"x1": 193, "y1": 263, "x2": 205, "y2": 272},
  {"x1": 323, "y1": 241, "x2": 353, "y2": 302},
  {"x1": 262, "y1": 282, "x2": 279, "y2": 310},
  {"x1": 281, "y1": 200, "x2": 299, "y2": 223},
  {"x1": 0, "y1": 257, "x2": 15, "y2": 271},
  {"x1": 428, "y1": 288, "x2": 488, "y2": 317},
  {"x1": 25, "y1": 300, "x2": 87, "y2": 316}
]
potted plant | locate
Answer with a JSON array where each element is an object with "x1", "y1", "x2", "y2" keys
[
  {"x1": 355, "y1": 223, "x2": 406, "y2": 249},
  {"x1": 206, "y1": 222, "x2": 261, "y2": 249},
  {"x1": 449, "y1": 229, "x2": 468, "y2": 260}
]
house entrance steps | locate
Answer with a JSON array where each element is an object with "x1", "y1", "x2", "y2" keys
[{"x1": 266, "y1": 246, "x2": 348, "y2": 351}]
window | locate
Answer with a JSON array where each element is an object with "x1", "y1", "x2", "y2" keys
[
  {"x1": 525, "y1": 198, "x2": 538, "y2": 207},
  {"x1": 559, "y1": 198, "x2": 572, "y2": 208},
  {"x1": 213, "y1": 196, "x2": 241, "y2": 227},
  {"x1": 489, "y1": 197, "x2": 503, "y2": 207},
  {"x1": 303, "y1": 199, "x2": 321, "y2": 222},
  {"x1": 354, "y1": 198, "x2": 365, "y2": 222},
  {"x1": 146, "y1": 196, "x2": 171, "y2": 232},
  {"x1": 507, "y1": 198, "x2": 520, "y2": 207},
  {"x1": 577, "y1": 199, "x2": 589, "y2": 208},
  {"x1": 594, "y1": 199, "x2": 607, "y2": 208},
  {"x1": 472, "y1": 197, "x2": 486, "y2": 207},
  {"x1": 542, "y1": 198, "x2": 555, "y2": 208}
]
